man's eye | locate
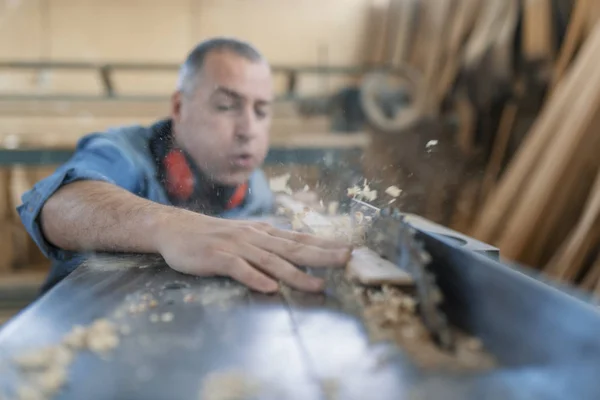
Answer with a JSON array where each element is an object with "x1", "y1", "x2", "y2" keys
[
  {"x1": 255, "y1": 108, "x2": 269, "y2": 119},
  {"x1": 216, "y1": 104, "x2": 234, "y2": 111}
]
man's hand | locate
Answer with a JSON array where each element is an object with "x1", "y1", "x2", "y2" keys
[
  {"x1": 154, "y1": 215, "x2": 352, "y2": 293},
  {"x1": 41, "y1": 181, "x2": 349, "y2": 293}
]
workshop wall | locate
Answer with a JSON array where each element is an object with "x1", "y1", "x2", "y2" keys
[{"x1": 0, "y1": 0, "x2": 372, "y2": 96}]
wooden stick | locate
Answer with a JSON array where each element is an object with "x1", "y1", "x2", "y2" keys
[
  {"x1": 550, "y1": 0, "x2": 590, "y2": 91},
  {"x1": 581, "y1": 253, "x2": 600, "y2": 291},
  {"x1": 491, "y1": 0, "x2": 519, "y2": 84},
  {"x1": 526, "y1": 160, "x2": 597, "y2": 267},
  {"x1": 496, "y1": 27, "x2": 600, "y2": 261},
  {"x1": 419, "y1": 0, "x2": 453, "y2": 114},
  {"x1": 545, "y1": 170, "x2": 600, "y2": 280},
  {"x1": 454, "y1": 94, "x2": 476, "y2": 156},
  {"x1": 437, "y1": 0, "x2": 482, "y2": 101},
  {"x1": 471, "y1": 24, "x2": 600, "y2": 243},
  {"x1": 592, "y1": 254, "x2": 600, "y2": 296},
  {"x1": 390, "y1": 0, "x2": 418, "y2": 67},
  {"x1": 479, "y1": 101, "x2": 518, "y2": 203},
  {"x1": 347, "y1": 247, "x2": 414, "y2": 286},
  {"x1": 522, "y1": 0, "x2": 555, "y2": 71}
]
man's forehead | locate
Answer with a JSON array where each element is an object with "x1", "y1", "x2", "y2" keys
[{"x1": 198, "y1": 50, "x2": 273, "y2": 101}]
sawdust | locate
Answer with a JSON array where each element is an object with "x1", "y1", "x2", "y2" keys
[
  {"x1": 11, "y1": 318, "x2": 122, "y2": 399},
  {"x1": 199, "y1": 369, "x2": 262, "y2": 400},
  {"x1": 384, "y1": 185, "x2": 402, "y2": 198},
  {"x1": 357, "y1": 284, "x2": 495, "y2": 371},
  {"x1": 268, "y1": 173, "x2": 293, "y2": 195},
  {"x1": 320, "y1": 377, "x2": 340, "y2": 400},
  {"x1": 425, "y1": 140, "x2": 438, "y2": 148},
  {"x1": 83, "y1": 253, "x2": 164, "y2": 272},
  {"x1": 173, "y1": 281, "x2": 249, "y2": 310},
  {"x1": 160, "y1": 312, "x2": 174, "y2": 323},
  {"x1": 347, "y1": 181, "x2": 377, "y2": 202}
]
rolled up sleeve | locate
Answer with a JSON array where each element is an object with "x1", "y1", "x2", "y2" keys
[{"x1": 17, "y1": 133, "x2": 144, "y2": 261}]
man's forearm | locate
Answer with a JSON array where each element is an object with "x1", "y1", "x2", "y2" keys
[{"x1": 40, "y1": 180, "x2": 185, "y2": 254}]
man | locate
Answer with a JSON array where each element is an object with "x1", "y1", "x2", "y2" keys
[{"x1": 18, "y1": 37, "x2": 351, "y2": 294}]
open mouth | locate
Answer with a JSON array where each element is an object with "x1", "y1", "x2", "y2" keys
[{"x1": 231, "y1": 153, "x2": 254, "y2": 168}]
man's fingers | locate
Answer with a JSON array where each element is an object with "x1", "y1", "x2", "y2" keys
[
  {"x1": 250, "y1": 235, "x2": 351, "y2": 268},
  {"x1": 237, "y1": 244, "x2": 325, "y2": 292},
  {"x1": 264, "y1": 226, "x2": 351, "y2": 249},
  {"x1": 214, "y1": 252, "x2": 279, "y2": 293}
]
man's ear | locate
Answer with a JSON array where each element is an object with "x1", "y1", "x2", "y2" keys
[{"x1": 170, "y1": 91, "x2": 183, "y2": 123}]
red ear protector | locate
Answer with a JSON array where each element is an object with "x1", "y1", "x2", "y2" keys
[{"x1": 163, "y1": 148, "x2": 247, "y2": 210}]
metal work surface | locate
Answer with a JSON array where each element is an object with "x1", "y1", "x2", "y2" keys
[{"x1": 0, "y1": 229, "x2": 600, "y2": 399}]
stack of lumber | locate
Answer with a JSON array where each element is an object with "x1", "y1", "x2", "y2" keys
[
  {"x1": 472, "y1": 21, "x2": 600, "y2": 291},
  {"x1": 362, "y1": 0, "x2": 600, "y2": 291}
]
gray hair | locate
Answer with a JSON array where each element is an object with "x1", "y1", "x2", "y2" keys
[{"x1": 176, "y1": 37, "x2": 266, "y2": 95}]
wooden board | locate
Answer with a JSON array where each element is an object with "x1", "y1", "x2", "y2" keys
[
  {"x1": 495, "y1": 26, "x2": 600, "y2": 263},
  {"x1": 545, "y1": 170, "x2": 600, "y2": 280},
  {"x1": 274, "y1": 194, "x2": 414, "y2": 287},
  {"x1": 522, "y1": 0, "x2": 555, "y2": 74},
  {"x1": 550, "y1": 0, "x2": 590, "y2": 91},
  {"x1": 471, "y1": 24, "x2": 600, "y2": 243},
  {"x1": 347, "y1": 246, "x2": 414, "y2": 286}
]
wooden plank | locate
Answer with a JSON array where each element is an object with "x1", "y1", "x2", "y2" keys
[
  {"x1": 592, "y1": 254, "x2": 600, "y2": 296},
  {"x1": 0, "y1": 98, "x2": 301, "y2": 118},
  {"x1": 580, "y1": 254, "x2": 600, "y2": 291},
  {"x1": 346, "y1": 246, "x2": 413, "y2": 286},
  {"x1": 454, "y1": 94, "x2": 476, "y2": 156},
  {"x1": 390, "y1": 0, "x2": 418, "y2": 67},
  {"x1": 419, "y1": 0, "x2": 453, "y2": 113},
  {"x1": 490, "y1": 0, "x2": 519, "y2": 85},
  {"x1": 0, "y1": 167, "x2": 9, "y2": 220},
  {"x1": 545, "y1": 170, "x2": 600, "y2": 280},
  {"x1": 471, "y1": 25, "x2": 600, "y2": 243},
  {"x1": 0, "y1": 224, "x2": 14, "y2": 273},
  {"x1": 436, "y1": 0, "x2": 482, "y2": 101},
  {"x1": 522, "y1": 0, "x2": 555, "y2": 75},
  {"x1": 495, "y1": 26, "x2": 600, "y2": 262},
  {"x1": 0, "y1": 120, "x2": 368, "y2": 150},
  {"x1": 479, "y1": 101, "x2": 519, "y2": 203},
  {"x1": 550, "y1": 0, "x2": 590, "y2": 91},
  {"x1": 274, "y1": 194, "x2": 413, "y2": 287}
]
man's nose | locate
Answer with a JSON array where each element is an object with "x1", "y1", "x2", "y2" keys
[{"x1": 234, "y1": 107, "x2": 258, "y2": 141}]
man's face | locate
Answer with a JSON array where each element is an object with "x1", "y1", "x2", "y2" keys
[{"x1": 171, "y1": 50, "x2": 273, "y2": 186}]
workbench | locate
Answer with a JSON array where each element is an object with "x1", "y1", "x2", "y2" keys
[{"x1": 1, "y1": 218, "x2": 600, "y2": 399}]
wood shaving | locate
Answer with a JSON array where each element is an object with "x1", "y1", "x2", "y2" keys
[
  {"x1": 160, "y1": 313, "x2": 174, "y2": 323},
  {"x1": 347, "y1": 181, "x2": 377, "y2": 202},
  {"x1": 268, "y1": 173, "x2": 292, "y2": 195},
  {"x1": 62, "y1": 326, "x2": 87, "y2": 350},
  {"x1": 13, "y1": 346, "x2": 73, "y2": 371},
  {"x1": 200, "y1": 370, "x2": 262, "y2": 400},
  {"x1": 15, "y1": 385, "x2": 44, "y2": 400},
  {"x1": 359, "y1": 285, "x2": 496, "y2": 371},
  {"x1": 320, "y1": 377, "x2": 340, "y2": 400},
  {"x1": 425, "y1": 140, "x2": 438, "y2": 148},
  {"x1": 87, "y1": 332, "x2": 119, "y2": 355},
  {"x1": 119, "y1": 325, "x2": 132, "y2": 336},
  {"x1": 11, "y1": 316, "x2": 124, "y2": 399},
  {"x1": 35, "y1": 367, "x2": 68, "y2": 396},
  {"x1": 86, "y1": 320, "x2": 119, "y2": 354},
  {"x1": 327, "y1": 201, "x2": 339, "y2": 215},
  {"x1": 196, "y1": 285, "x2": 248, "y2": 309},
  {"x1": 384, "y1": 186, "x2": 402, "y2": 198}
]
